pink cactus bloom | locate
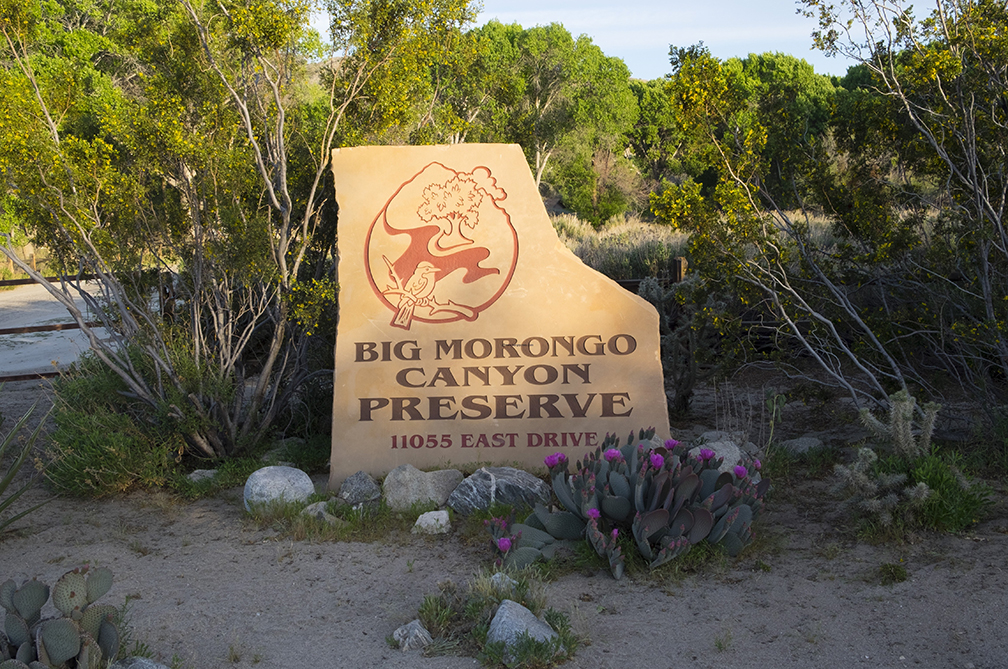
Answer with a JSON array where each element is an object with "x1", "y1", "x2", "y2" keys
[
  {"x1": 611, "y1": 528, "x2": 619, "y2": 540},
  {"x1": 649, "y1": 453, "x2": 665, "y2": 469},
  {"x1": 587, "y1": 508, "x2": 601, "y2": 520},
  {"x1": 544, "y1": 452, "x2": 564, "y2": 468},
  {"x1": 734, "y1": 465, "x2": 748, "y2": 479},
  {"x1": 754, "y1": 459, "x2": 762, "y2": 470},
  {"x1": 603, "y1": 448, "x2": 621, "y2": 462},
  {"x1": 664, "y1": 438, "x2": 681, "y2": 449},
  {"x1": 497, "y1": 537, "x2": 512, "y2": 552},
  {"x1": 699, "y1": 448, "x2": 715, "y2": 462}
]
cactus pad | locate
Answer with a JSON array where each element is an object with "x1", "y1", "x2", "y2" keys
[
  {"x1": 52, "y1": 571, "x2": 87, "y2": 617},
  {"x1": 0, "y1": 659, "x2": 31, "y2": 669},
  {"x1": 14, "y1": 641, "x2": 34, "y2": 665},
  {"x1": 40, "y1": 618, "x2": 81, "y2": 666},
  {"x1": 4, "y1": 614, "x2": 29, "y2": 649},
  {"x1": 0, "y1": 580, "x2": 15, "y2": 613},
  {"x1": 503, "y1": 546, "x2": 542, "y2": 570},
  {"x1": 97, "y1": 618, "x2": 119, "y2": 662},
  {"x1": 80, "y1": 604, "x2": 116, "y2": 640},
  {"x1": 11, "y1": 581, "x2": 48, "y2": 626},
  {"x1": 511, "y1": 524, "x2": 554, "y2": 550},
  {"x1": 534, "y1": 505, "x2": 586, "y2": 540},
  {"x1": 85, "y1": 567, "x2": 113, "y2": 604},
  {"x1": 600, "y1": 494, "x2": 632, "y2": 522}
]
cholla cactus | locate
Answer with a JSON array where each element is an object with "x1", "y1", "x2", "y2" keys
[
  {"x1": 833, "y1": 447, "x2": 931, "y2": 527},
  {"x1": 859, "y1": 390, "x2": 941, "y2": 460}
]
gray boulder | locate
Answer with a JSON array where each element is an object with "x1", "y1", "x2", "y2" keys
[
  {"x1": 243, "y1": 465, "x2": 315, "y2": 512},
  {"x1": 338, "y1": 470, "x2": 381, "y2": 509},
  {"x1": 382, "y1": 464, "x2": 463, "y2": 511},
  {"x1": 487, "y1": 600, "x2": 557, "y2": 659},
  {"x1": 447, "y1": 467, "x2": 551, "y2": 515},
  {"x1": 393, "y1": 619, "x2": 433, "y2": 652}
]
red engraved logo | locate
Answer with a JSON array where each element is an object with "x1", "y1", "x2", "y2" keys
[{"x1": 365, "y1": 162, "x2": 519, "y2": 330}]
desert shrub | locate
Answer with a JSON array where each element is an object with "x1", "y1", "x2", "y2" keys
[
  {"x1": 552, "y1": 214, "x2": 688, "y2": 280},
  {"x1": 912, "y1": 452, "x2": 992, "y2": 532},
  {"x1": 46, "y1": 354, "x2": 182, "y2": 496}
]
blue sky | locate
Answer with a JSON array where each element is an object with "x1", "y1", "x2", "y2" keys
[{"x1": 476, "y1": 0, "x2": 859, "y2": 80}]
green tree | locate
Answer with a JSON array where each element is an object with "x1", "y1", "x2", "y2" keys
[
  {"x1": 626, "y1": 78, "x2": 683, "y2": 188},
  {"x1": 731, "y1": 52, "x2": 837, "y2": 208},
  {"x1": 803, "y1": 0, "x2": 1008, "y2": 401},
  {"x1": 550, "y1": 39, "x2": 639, "y2": 224},
  {"x1": 0, "y1": 0, "x2": 475, "y2": 459},
  {"x1": 651, "y1": 44, "x2": 917, "y2": 409}
]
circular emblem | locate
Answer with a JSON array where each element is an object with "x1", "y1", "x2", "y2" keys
[{"x1": 365, "y1": 162, "x2": 519, "y2": 330}]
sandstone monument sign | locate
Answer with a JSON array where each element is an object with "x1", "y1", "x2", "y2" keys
[{"x1": 328, "y1": 144, "x2": 670, "y2": 487}]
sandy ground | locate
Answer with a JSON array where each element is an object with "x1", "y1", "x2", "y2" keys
[{"x1": 1, "y1": 379, "x2": 1007, "y2": 669}]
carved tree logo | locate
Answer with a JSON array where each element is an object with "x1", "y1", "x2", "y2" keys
[{"x1": 365, "y1": 163, "x2": 519, "y2": 330}]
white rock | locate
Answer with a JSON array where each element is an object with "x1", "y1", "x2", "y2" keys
[
  {"x1": 412, "y1": 510, "x2": 450, "y2": 534},
  {"x1": 243, "y1": 465, "x2": 315, "y2": 512}
]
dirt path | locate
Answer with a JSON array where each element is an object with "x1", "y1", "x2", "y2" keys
[{"x1": 2, "y1": 380, "x2": 1006, "y2": 669}]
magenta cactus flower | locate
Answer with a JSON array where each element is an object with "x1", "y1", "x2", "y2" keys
[
  {"x1": 497, "y1": 537, "x2": 512, "y2": 553},
  {"x1": 664, "y1": 438, "x2": 681, "y2": 449},
  {"x1": 734, "y1": 465, "x2": 748, "y2": 479},
  {"x1": 603, "y1": 448, "x2": 621, "y2": 462},
  {"x1": 754, "y1": 458, "x2": 762, "y2": 470},
  {"x1": 699, "y1": 448, "x2": 715, "y2": 462},
  {"x1": 649, "y1": 452, "x2": 665, "y2": 470},
  {"x1": 611, "y1": 528, "x2": 619, "y2": 540},
  {"x1": 587, "y1": 508, "x2": 601, "y2": 520},
  {"x1": 544, "y1": 452, "x2": 566, "y2": 468}
]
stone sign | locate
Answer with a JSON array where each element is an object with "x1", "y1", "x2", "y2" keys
[{"x1": 328, "y1": 144, "x2": 670, "y2": 488}]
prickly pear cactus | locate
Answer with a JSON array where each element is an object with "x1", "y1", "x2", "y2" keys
[{"x1": 0, "y1": 565, "x2": 122, "y2": 669}]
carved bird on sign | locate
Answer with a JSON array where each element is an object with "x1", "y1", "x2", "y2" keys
[{"x1": 393, "y1": 261, "x2": 438, "y2": 329}]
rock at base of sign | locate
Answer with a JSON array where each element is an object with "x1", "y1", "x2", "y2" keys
[
  {"x1": 447, "y1": 467, "x2": 551, "y2": 515},
  {"x1": 382, "y1": 464, "x2": 463, "y2": 511},
  {"x1": 412, "y1": 510, "x2": 450, "y2": 534},
  {"x1": 243, "y1": 466, "x2": 315, "y2": 512},
  {"x1": 339, "y1": 470, "x2": 382, "y2": 507}
]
